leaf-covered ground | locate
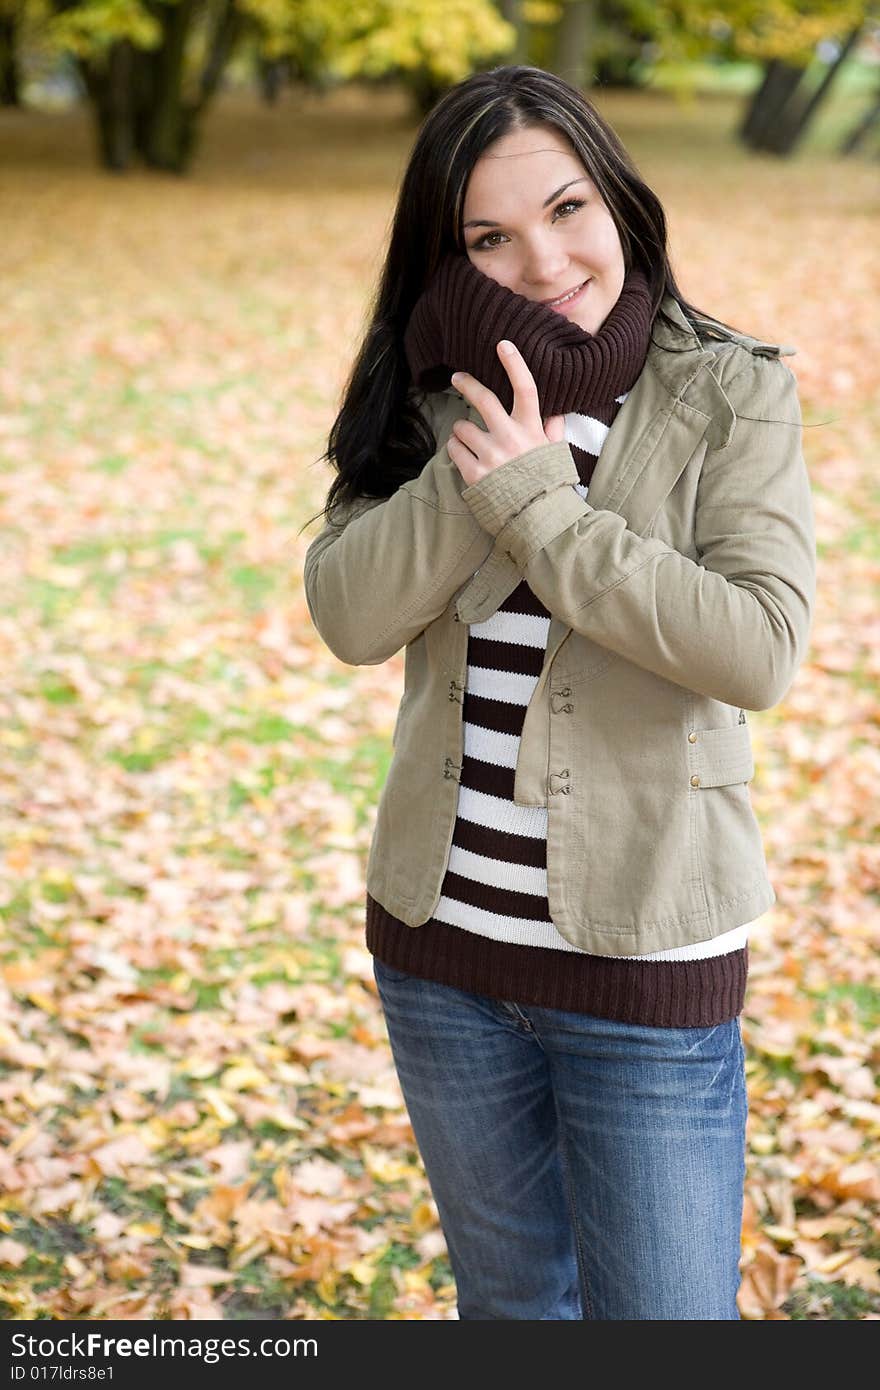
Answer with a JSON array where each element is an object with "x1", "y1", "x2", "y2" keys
[{"x1": 0, "y1": 83, "x2": 877, "y2": 1320}]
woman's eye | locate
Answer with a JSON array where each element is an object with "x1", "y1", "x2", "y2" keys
[
  {"x1": 471, "y1": 198, "x2": 585, "y2": 251},
  {"x1": 474, "y1": 231, "x2": 505, "y2": 250}
]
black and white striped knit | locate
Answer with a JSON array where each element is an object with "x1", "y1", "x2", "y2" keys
[{"x1": 365, "y1": 255, "x2": 754, "y2": 1026}]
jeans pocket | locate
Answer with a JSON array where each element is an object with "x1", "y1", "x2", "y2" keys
[{"x1": 373, "y1": 957, "x2": 413, "y2": 986}]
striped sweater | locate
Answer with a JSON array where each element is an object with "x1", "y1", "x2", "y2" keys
[{"x1": 366, "y1": 398, "x2": 755, "y2": 1027}]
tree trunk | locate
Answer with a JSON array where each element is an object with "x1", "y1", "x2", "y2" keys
[
  {"x1": 69, "y1": 0, "x2": 246, "y2": 173},
  {"x1": 139, "y1": 0, "x2": 196, "y2": 172},
  {"x1": 257, "y1": 55, "x2": 287, "y2": 104},
  {"x1": 841, "y1": 88, "x2": 880, "y2": 154},
  {"x1": 79, "y1": 41, "x2": 136, "y2": 171},
  {"x1": 131, "y1": 42, "x2": 156, "y2": 158},
  {"x1": 740, "y1": 59, "x2": 806, "y2": 150},
  {"x1": 408, "y1": 68, "x2": 452, "y2": 117},
  {"x1": 0, "y1": 10, "x2": 22, "y2": 106},
  {"x1": 198, "y1": 0, "x2": 246, "y2": 110},
  {"x1": 498, "y1": 0, "x2": 528, "y2": 65},
  {"x1": 739, "y1": 60, "x2": 779, "y2": 143},
  {"x1": 763, "y1": 23, "x2": 864, "y2": 156},
  {"x1": 550, "y1": 0, "x2": 596, "y2": 90}
]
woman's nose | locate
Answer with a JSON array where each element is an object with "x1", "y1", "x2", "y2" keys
[{"x1": 521, "y1": 243, "x2": 569, "y2": 289}]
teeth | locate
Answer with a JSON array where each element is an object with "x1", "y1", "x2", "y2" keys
[{"x1": 549, "y1": 281, "x2": 586, "y2": 306}]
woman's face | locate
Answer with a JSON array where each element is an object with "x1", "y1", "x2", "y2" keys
[{"x1": 461, "y1": 124, "x2": 626, "y2": 335}]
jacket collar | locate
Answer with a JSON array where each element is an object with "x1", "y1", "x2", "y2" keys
[
  {"x1": 645, "y1": 294, "x2": 726, "y2": 409},
  {"x1": 650, "y1": 292, "x2": 703, "y2": 350}
]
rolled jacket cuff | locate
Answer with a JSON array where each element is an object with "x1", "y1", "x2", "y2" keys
[
  {"x1": 496, "y1": 484, "x2": 590, "y2": 569},
  {"x1": 459, "y1": 441, "x2": 579, "y2": 536}
]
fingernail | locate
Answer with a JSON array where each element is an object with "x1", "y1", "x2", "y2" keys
[
  {"x1": 499, "y1": 340, "x2": 514, "y2": 355},
  {"x1": 450, "y1": 372, "x2": 462, "y2": 384}
]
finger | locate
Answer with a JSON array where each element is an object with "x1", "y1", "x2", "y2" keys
[
  {"x1": 496, "y1": 340, "x2": 540, "y2": 421},
  {"x1": 451, "y1": 418, "x2": 487, "y2": 444},
  {"x1": 449, "y1": 371, "x2": 505, "y2": 427},
  {"x1": 448, "y1": 419, "x2": 484, "y2": 458},
  {"x1": 543, "y1": 413, "x2": 567, "y2": 443}
]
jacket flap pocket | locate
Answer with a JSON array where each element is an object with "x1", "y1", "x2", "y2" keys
[{"x1": 693, "y1": 724, "x2": 754, "y2": 787}]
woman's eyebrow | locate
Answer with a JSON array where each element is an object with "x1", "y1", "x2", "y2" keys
[{"x1": 463, "y1": 177, "x2": 590, "y2": 230}]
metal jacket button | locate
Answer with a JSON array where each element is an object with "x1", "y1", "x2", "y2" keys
[
  {"x1": 688, "y1": 731, "x2": 698, "y2": 743},
  {"x1": 690, "y1": 774, "x2": 700, "y2": 787}
]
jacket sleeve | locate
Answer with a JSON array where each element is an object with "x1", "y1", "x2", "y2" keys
[
  {"x1": 303, "y1": 393, "x2": 493, "y2": 665},
  {"x1": 458, "y1": 351, "x2": 817, "y2": 711}
]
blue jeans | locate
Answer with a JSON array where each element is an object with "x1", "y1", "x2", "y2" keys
[{"x1": 373, "y1": 958, "x2": 747, "y2": 1320}]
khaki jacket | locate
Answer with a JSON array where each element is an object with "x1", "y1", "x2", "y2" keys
[{"x1": 303, "y1": 295, "x2": 816, "y2": 955}]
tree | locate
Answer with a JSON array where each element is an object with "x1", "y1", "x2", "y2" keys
[
  {"x1": 36, "y1": 0, "x2": 515, "y2": 172},
  {"x1": 42, "y1": 0, "x2": 247, "y2": 171},
  {"x1": 319, "y1": 0, "x2": 515, "y2": 115},
  {"x1": 596, "y1": 0, "x2": 876, "y2": 157},
  {"x1": 840, "y1": 74, "x2": 880, "y2": 153},
  {"x1": 1, "y1": 0, "x2": 30, "y2": 104},
  {"x1": 730, "y1": 0, "x2": 871, "y2": 154},
  {"x1": 498, "y1": 0, "x2": 529, "y2": 64},
  {"x1": 550, "y1": 0, "x2": 596, "y2": 89},
  {"x1": 760, "y1": 23, "x2": 864, "y2": 155}
]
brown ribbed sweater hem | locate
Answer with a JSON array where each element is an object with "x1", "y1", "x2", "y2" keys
[{"x1": 366, "y1": 892, "x2": 747, "y2": 1028}]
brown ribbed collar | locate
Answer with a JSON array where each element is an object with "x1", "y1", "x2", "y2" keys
[{"x1": 404, "y1": 252, "x2": 656, "y2": 419}]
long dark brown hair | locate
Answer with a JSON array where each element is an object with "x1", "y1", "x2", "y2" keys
[{"x1": 301, "y1": 64, "x2": 741, "y2": 533}]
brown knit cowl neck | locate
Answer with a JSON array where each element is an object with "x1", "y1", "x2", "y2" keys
[{"x1": 403, "y1": 252, "x2": 656, "y2": 423}]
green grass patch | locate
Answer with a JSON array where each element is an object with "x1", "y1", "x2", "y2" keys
[
  {"x1": 813, "y1": 982, "x2": 880, "y2": 1029},
  {"x1": 785, "y1": 1274, "x2": 880, "y2": 1320},
  {"x1": 4, "y1": 1216, "x2": 91, "y2": 1263},
  {"x1": 128, "y1": 1020, "x2": 176, "y2": 1054},
  {"x1": 93, "y1": 454, "x2": 132, "y2": 475},
  {"x1": 17, "y1": 579, "x2": 78, "y2": 624},
  {"x1": 244, "y1": 712, "x2": 297, "y2": 743},
  {"x1": 229, "y1": 564, "x2": 275, "y2": 608},
  {"x1": 220, "y1": 1271, "x2": 299, "y2": 1320}
]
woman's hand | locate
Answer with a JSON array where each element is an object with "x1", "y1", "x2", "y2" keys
[{"x1": 446, "y1": 339, "x2": 566, "y2": 487}]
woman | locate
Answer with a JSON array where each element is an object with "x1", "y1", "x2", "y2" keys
[{"x1": 302, "y1": 65, "x2": 816, "y2": 1320}]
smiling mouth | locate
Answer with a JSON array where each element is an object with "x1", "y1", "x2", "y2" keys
[{"x1": 542, "y1": 280, "x2": 591, "y2": 307}]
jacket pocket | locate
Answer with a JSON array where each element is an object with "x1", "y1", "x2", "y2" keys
[
  {"x1": 691, "y1": 721, "x2": 769, "y2": 907},
  {"x1": 690, "y1": 723, "x2": 754, "y2": 787}
]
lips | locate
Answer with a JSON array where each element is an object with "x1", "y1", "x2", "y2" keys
[{"x1": 541, "y1": 280, "x2": 589, "y2": 306}]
